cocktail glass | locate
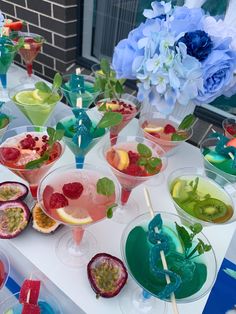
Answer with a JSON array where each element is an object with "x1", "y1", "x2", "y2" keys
[
  {"x1": 56, "y1": 109, "x2": 108, "y2": 166},
  {"x1": 61, "y1": 74, "x2": 100, "y2": 110},
  {"x1": 38, "y1": 163, "x2": 119, "y2": 267},
  {"x1": 200, "y1": 137, "x2": 236, "y2": 183},
  {"x1": 0, "y1": 125, "x2": 65, "y2": 199},
  {"x1": 0, "y1": 249, "x2": 10, "y2": 290},
  {"x1": 104, "y1": 135, "x2": 167, "y2": 224},
  {"x1": 0, "y1": 292, "x2": 62, "y2": 313},
  {"x1": 13, "y1": 32, "x2": 44, "y2": 83},
  {"x1": 119, "y1": 211, "x2": 216, "y2": 313},
  {"x1": 95, "y1": 93, "x2": 142, "y2": 145},
  {"x1": 9, "y1": 83, "x2": 62, "y2": 125},
  {"x1": 0, "y1": 41, "x2": 16, "y2": 101},
  {"x1": 139, "y1": 113, "x2": 193, "y2": 156},
  {"x1": 168, "y1": 167, "x2": 236, "y2": 226},
  {"x1": 222, "y1": 118, "x2": 236, "y2": 139}
]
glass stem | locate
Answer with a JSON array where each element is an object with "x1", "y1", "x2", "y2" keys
[
  {"x1": 121, "y1": 187, "x2": 132, "y2": 205},
  {"x1": 75, "y1": 155, "x2": 84, "y2": 168},
  {"x1": 72, "y1": 227, "x2": 84, "y2": 246},
  {"x1": 26, "y1": 63, "x2": 33, "y2": 77},
  {"x1": 29, "y1": 185, "x2": 38, "y2": 199},
  {"x1": 110, "y1": 132, "x2": 118, "y2": 145},
  {"x1": 142, "y1": 289, "x2": 152, "y2": 300},
  {"x1": 0, "y1": 74, "x2": 7, "y2": 89}
]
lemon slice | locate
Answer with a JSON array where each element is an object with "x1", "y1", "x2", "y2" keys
[
  {"x1": 116, "y1": 149, "x2": 129, "y2": 170},
  {"x1": 106, "y1": 102, "x2": 120, "y2": 111},
  {"x1": 32, "y1": 89, "x2": 50, "y2": 102},
  {"x1": 15, "y1": 91, "x2": 40, "y2": 105},
  {"x1": 144, "y1": 126, "x2": 164, "y2": 133},
  {"x1": 57, "y1": 208, "x2": 93, "y2": 225}
]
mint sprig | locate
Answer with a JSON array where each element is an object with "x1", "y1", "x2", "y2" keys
[
  {"x1": 94, "y1": 58, "x2": 126, "y2": 99},
  {"x1": 25, "y1": 127, "x2": 64, "y2": 169},
  {"x1": 175, "y1": 222, "x2": 212, "y2": 260},
  {"x1": 178, "y1": 114, "x2": 196, "y2": 130},
  {"x1": 96, "y1": 177, "x2": 115, "y2": 196},
  {"x1": 96, "y1": 111, "x2": 123, "y2": 129},
  {"x1": 137, "y1": 143, "x2": 162, "y2": 174},
  {"x1": 106, "y1": 204, "x2": 117, "y2": 219},
  {"x1": 35, "y1": 73, "x2": 62, "y2": 101}
]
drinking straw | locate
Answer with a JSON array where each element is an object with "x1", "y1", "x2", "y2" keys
[
  {"x1": 143, "y1": 187, "x2": 179, "y2": 314},
  {"x1": 212, "y1": 128, "x2": 234, "y2": 160}
]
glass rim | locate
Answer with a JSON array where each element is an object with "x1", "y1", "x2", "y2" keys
[
  {"x1": 13, "y1": 31, "x2": 45, "y2": 42},
  {"x1": 0, "y1": 125, "x2": 65, "y2": 172},
  {"x1": 37, "y1": 162, "x2": 120, "y2": 226},
  {"x1": 120, "y1": 210, "x2": 217, "y2": 303}
]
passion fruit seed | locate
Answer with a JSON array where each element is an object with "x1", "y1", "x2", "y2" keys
[
  {"x1": 1, "y1": 207, "x2": 27, "y2": 233},
  {"x1": 92, "y1": 262, "x2": 120, "y2": 293},
  {"x1": 0, "y1": 186, "x2": 21, "y2": 201},
  {"x1": 34, "y1": 209, "x2": 55, "y2": 228}
]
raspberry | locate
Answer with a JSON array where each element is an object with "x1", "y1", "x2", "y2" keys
[
  {"x1": 124, "y1": 164, "x2": 144, "y2": 176},
  {"x1": 49, "y1": 193, "x2": 68, "y2": 209},
  {"x1": 164, "y1": 124, "x2": 176, "y2": 134},
  {"x1": 62, "y1": 182, "x2": 84, "y2": 199},
  {"x1": 128, "y1": 151, "x2": 139, "y2": 164},
  {"x1": 226, "y1": 125, "x2": 236, "y2": 136},
  {"x1": 20, "y1": 137, "x2": 36, "y2": 149},
  {"x1": 0, "y1": 147, "x2": 20, "y2": 161},
  {"x1": 149, "y1": 132, "x2": 160, "y2": 138}
]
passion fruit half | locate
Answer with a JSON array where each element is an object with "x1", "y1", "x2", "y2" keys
[
  {"x1": 0, "y1": 201, "x2": 30, "y2": 238},
  {"x1": 87, "y1": 253, "x2": 128, "y2": 298},
  {"x1": 32, "y1": 203, "x2": 61, "y2": 234},
  {"x1": 0, "y1": 181, "x2": 28, "y2": 202}
]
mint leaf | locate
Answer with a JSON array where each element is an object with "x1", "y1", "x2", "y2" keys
[
  {"x1": 137, "y1": 143, "x2": 152, "y2": 158},
  {"x1": 175, "y1": 222, "x2": 192, "y2": 250},
  {"x1": 145, "y1": 163, "x2": 159, "y2": 175},
  {"x1": 54, "y1": 129, "x2": 64, "y2": 141},
  {"x1": 25, "y1": 153, "x2": 49, "y2": 169},
  {"x1": 171, "y1": 133, "x2": 185, "y2": 141},
  {"x1": 137, "y1": 157, "x2": 147, "y2": 166},
  {"x1": 53, "y1": 73, "x2": 62, "y2": 90},
  {"x1": 97, "y1": 177, "x2": 115, "y2": 196},
  {"x1": 115, "y1": 81, "x2": 124, "y2": 95},
  {"x1": 98, "y1": 101, "x2": 107, "y2": 112},
  {"x1": 97, "y1": 112, "x2": 122, "y2": 128},
  {"x1": 35, "y1": 82, "x2": 51, "y2": 93},
  {"x1": 147, "y1": 157, "x2": 161, "y2": 168},
  {"x1": 178, "y1": 114, "x2": 196, "y2": 130},
  {"x1": 190, "y1": 223, "x2": 202, "y2": 235},
  {"x1": 100, "y1": 58, "x2": 110, "y2": 76},
  {"x1": 106, "y1": 203, "x2": 117, "y2": 218}
]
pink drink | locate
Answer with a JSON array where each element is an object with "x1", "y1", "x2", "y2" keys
[
  {"x1": 41, "y1": 169, "x2": 116, "y2": 226},
  {"x1": 0, "y1": 132, "x2": 63, "y2": 198},
  {"x1": 0, "y1": 260, "x2": 5, "y2": 288}
]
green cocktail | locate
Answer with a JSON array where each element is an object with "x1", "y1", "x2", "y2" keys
[{"x1": 119, "y1": 211, "x2": 216, "y2": 314}]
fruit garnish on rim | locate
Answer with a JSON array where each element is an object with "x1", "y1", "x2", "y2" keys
[{"x1": 87, "y1": 253, "x2": 128, "y2": 298}]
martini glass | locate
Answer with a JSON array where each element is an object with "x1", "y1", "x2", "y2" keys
[
  {"x1": 96, "y1": 93, "x2": 141, "y2": 145},
  {"x1": 0, "y1": 40, "x2": 16, "y2": 101},
  {"x1": 119, "y1": 211, "x2": 216, "y2": 314},
  {"x1": 56, "y1": 109, "x2": 108, "y2": 167},
  {"x1": 9, "y1": 83, "x2": 62, "y2": 125},
  {"x1": 0, "y1": 249, "x2": 10, "y2": 290},
  {"x1": 38, "y1": 163, "x2": 119, "y2": 267},
  {"x1": 0, "y1": 125, "x2": 65, "y2": 199},
  {"x1": 104, "y1": 135, "x2": 167, "y2": 224},
  {"x1": 139, "y1": 113, "x2": 193, "y2": 156},
  {"x1": 61, "y1": 74, "x2": 100, "y2": 109},
  {"x1": 168, "y1": 167, "x2": 236, "y2": 226},
  {"x1": 13, "y1": 32, "x2": 44, "y2": 83}
]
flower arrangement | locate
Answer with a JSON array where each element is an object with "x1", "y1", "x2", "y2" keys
[{"x1": 112, "y1": 1, "x2": 236, "y2": 114}]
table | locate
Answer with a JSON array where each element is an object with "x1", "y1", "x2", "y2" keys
[{"x1": 1, "y1": 65, "x2": 236, "y2": 314}]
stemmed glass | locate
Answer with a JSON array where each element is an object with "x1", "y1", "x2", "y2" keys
[
  {"x1": 12, "y1": 32, "x2": 44, "y2": 83},
  {"x1": 103, "y1": 135, "x2": 167, "y2": 224},
  {"x1": 38, "y1": 163, "x2": 119, "y2": 267},
  {"x1": 119, "y1": 211, "x2": 217, "y2": 314},
  {"x1": 222, "y1": 118, "x2": 236, "y2": 139},
  {"x1": 0, "y1": 249, "x2": 10, "y2": 290},
  {"x1": 0, "y1": 125, "x2": 65, "y2": 199}
]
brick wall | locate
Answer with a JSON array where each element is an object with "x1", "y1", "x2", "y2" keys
[{"x1": 0, "y1": 0, "x2": 79, "y2": 81}]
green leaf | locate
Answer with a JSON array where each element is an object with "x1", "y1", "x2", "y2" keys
[
  {"x1": 147, "y1": 157, "x2": 161, "y2": 168},
  {"x1": 98, "y1": 101, "x2": 107, "y2": 112},
  {"x1": 115, "y1": 81, "x2": 124, "y2": 95},
  {"x1": 137, "y1": 143, "x2": 152, "y2": 158},
  {"x1": 35, "y1": 82, "x2": 51, "y2": 93},
  {"x1": 97, "y1": 112, "x2": 123, "y2": 128},
  {"x1": 189, "y1": 223, "x2": 203, "y2": 235},
  {"x1": 97, "y1": 177, "x2": 115, "y2": 196},
  {"x1": 54, "y1": 129, "x2": 65, "y2": 141},
  {"x1": 25, "y1": 153, "x2": 49, "y2": 169},
  {"x1": 100, "y1": 58, "x2": 110, "y2": 76},
  {"x1": 171, "y1": 133, "x2": 185, "y2": 141},
  {"x1": 145, "y1": 163, "x2": 159, "y2": 175},
  {"x1": 106, "y1": 203, "x2": 117, "y2": 219},
  {"x1": 192, "y1": 177, "x2": 199, "y2": 193},
  {"x1": 137, "y1": 157, "x2": 147, "y2": 166},
  {"x1": 175, "y1": 222, "x2": 192, "y2": 250},
  {"x1": 53, "y1": 73, "x2": 62, "y2": 90},
  {"x1": 178, "y1": 114, "x2": 196, "y2": 130}
]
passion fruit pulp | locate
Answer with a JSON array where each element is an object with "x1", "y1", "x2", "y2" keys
[
  {"x1": 0, "y1": 201, "x2": 30, "y2": 238},
  {"x1": 87, "y1": 253, "x2": 128, "y2": 298},
  {"x1": 0, "y1": 181, "x2": 28, "y2": 202},
  {"x1": 32, "y1": 203, "x2": 61, "y2": 234}
]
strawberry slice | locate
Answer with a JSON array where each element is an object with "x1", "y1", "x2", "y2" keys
[
  {"x1": 22, "y1": 303, "x2": 40, "y2": 314},
  {"x1": 19, "y1": 279, "x2": 41, "y2": 305},
  {"x1": 4, "y1": 21, "x2": 25, "y2": 31},
  {"x1": 0, "y1": 147, "x2": 20, "y2": 162},
  {"x1": 62, "y1": 182, "x2": 84, "y2": 199},
  {"x1": 163, "y1": 124, "x2": 176, "y2": 134},
  {"x1": 49, "y1": 193, "x2": 68, "y2": 209}
]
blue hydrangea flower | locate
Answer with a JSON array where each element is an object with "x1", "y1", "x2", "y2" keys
[
  {"x1": 0, "y1": 11, "x2": 4, "y2": 28},
  {"x1": 143, "y1": 1, "x2": 171, "y2": 20}
]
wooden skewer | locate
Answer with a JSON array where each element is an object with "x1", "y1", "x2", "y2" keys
[
  {"x1": 144, "y1": 187, "x2": 179, "y2": 314},
  {"x1": 211, "y1": 128, "x2": 234, "y2": 160}
]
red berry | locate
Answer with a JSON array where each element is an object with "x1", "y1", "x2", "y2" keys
[
  {"x1": 164, "y1": 124, "x2": 176, "y2": 134},
  {"x1": 226, "y1": 125, "x2": 236, "y2": 136},
  {"x1": 20, "y1": 137, "x2": 36, "y2": 149},
  {"x1": 128, "y1": 151, "x2": 139, "y2": 164},
  {"x1": 149, "y1": 132, "x2": 160, "y2": 138},
  {"x1": 0, "y1": 147, "x2": 20, "y2": 162},
  {"x1": 62, "y1": 182, "x2": 84, "y2": 199},
  {"x1": 49, "y1": 193, "x2": 68, "y2": 209},
  {"x1": 124, "y1": 164, "x2": 144, "y2": 176}
]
